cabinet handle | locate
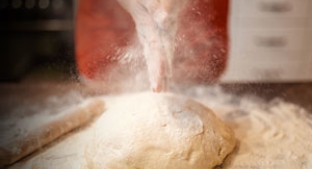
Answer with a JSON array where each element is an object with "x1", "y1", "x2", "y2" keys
[
  {"x1": 255, "y1": 36, "x2": 287, "y2": 48},
  {"x1": 259, "y1": 1, "x2": 292, "y2": 13}
]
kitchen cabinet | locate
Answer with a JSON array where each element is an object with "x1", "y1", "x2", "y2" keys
[{"x1": 222, "y1": 0, "x2": 312, "y2": 82}]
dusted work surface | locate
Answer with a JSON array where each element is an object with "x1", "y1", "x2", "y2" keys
[
  {"x1": 1, "y1": 82, "x2": 311, "y2": 114},
  {"x1": 1, "y1": 82, "x2": 312, "y2": 168},
  {"x1": 220, "y1": 83, "x2": 312, "y2": 113},
  {"x1": 0, "y1": 82, "x2": 105, "y2": 166}
]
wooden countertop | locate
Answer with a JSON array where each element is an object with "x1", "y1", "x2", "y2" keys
[
  {"x1": 0, "y1": 80, "x2": 311, "y2": 167},
  {"x1": 220, "y1": 83, "x2": 312, "y2": 113},
  {"x1": 1, "y1": 81, "x2": 311, "y2": 116}
]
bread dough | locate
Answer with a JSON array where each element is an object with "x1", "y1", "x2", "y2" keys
[{"x1": 85, "y1": 92, "x2": 235, "y2": 169}]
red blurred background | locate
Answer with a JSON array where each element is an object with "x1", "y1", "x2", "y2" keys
[{"x1": 75, "y1": 0, "x2": 229, "y2": 84}]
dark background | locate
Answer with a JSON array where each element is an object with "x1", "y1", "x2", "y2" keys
[{"x1": 0, "y1": 0, "x2": 76, "y2": 82}]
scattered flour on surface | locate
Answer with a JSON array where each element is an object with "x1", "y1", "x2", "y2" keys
[
  {"x1": 0, "y1": 91, "x2": 86, "y2": 153},
  {"x1": 182, "y1": 86, "x2": 312, "y2": 169},
  {"x1": 9, "y1": 86, "x2": 312, "y2": 169}
]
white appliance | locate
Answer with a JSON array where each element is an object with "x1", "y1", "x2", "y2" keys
[{"x1": 221, "y1": 0, "x2": 312, "y2": 82}]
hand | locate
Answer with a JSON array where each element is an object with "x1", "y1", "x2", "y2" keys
[{"x1": 116, "y1": 0, "x2": 189, "y2": 92}]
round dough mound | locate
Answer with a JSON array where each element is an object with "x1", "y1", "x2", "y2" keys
[{"x1": 86, "y1": 92, "x2": 235, "y2": 169}]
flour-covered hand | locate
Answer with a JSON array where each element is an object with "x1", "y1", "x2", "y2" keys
[{"x1": 116, "y1": 0, "x2": 188, "y2": 92}]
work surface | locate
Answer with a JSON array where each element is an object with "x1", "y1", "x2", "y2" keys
[
  {"x1": 1, "y1": 81, "x2": 311, "y2": 111},
  {"x1": 1, "y1": 81, "x2": 312, "y2": 168}
]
